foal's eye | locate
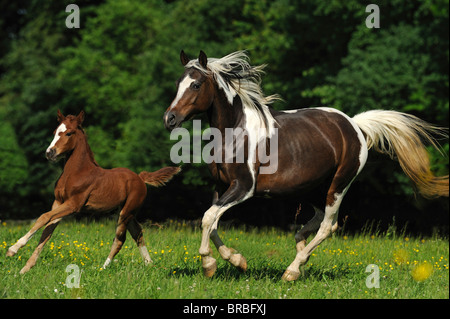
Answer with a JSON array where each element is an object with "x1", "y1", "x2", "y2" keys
[
  {"x1": 66, "y1": 132, "x2": 73, "y2": 137},
  {"x1": 191, "y1": 82, "x2": 201, "y2": 90}
]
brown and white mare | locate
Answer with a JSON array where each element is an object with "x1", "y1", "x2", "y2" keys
[
  {"x1": 7, "y1": 110, "x2": 180, "y2": 274},
  {"x1": 164, "y1": 50, "x2": 449, "y2": 281}
]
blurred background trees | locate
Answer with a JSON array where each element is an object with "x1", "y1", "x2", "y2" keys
[{"x1": 0, "y1": 0, "x2": 448, "y2": 234}]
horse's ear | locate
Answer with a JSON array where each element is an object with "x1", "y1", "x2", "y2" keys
[
  {"x1": 180, "y1": 50, "x2": 190, "y2": 66},
  {"x1": 76, "y1": 110, "x2": 85, "y2": 126},
  {"x1": 198, "y1": 50, "x2": 208, "y2": 69},
  {"x1": 57, "y1": 109, "x2": 65, "y2": 123}
]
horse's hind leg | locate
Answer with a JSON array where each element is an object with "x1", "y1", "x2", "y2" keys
[
  {"x1": 103, "y1": 210, "x2": 129, "y2": 268},
  {"x1": 295, "y1": 206, "x2": 324, "y2": 253},
  {"x1": 103, "y1": 184, "x2": 146, "y2": 268},
  {"x1": 282, "y1": 182, "x2": 352, "y2": 281},
  {"x1": 127, "y1": 218, "x2": 152, "y2": 265}
]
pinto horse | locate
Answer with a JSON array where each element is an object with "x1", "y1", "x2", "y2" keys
[
  {"x1": 164, "y1": 50, "x2": 449, "y2": 281},
  {"x1": 7, "y1": 110, "x2": 180, "y2": 274}
]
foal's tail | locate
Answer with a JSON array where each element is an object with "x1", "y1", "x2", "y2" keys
[
  {"x1": 139, "y1": 166, "x2": 181, "y2": 187},
  {"x1": 353, "y1": 110, "x2": 449, "y2": 198}
]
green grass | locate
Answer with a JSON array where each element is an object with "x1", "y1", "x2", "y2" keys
[{"x1": 0, "y1": 218, "x2": 448, "y2": 299}]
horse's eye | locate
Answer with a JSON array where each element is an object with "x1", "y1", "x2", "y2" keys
[
  {"x1": 66, "y1": 132, "x2": 73, "y2": 137},
  {"x1": 191, "y1": 82, "x2": 201, "y2": 90}
]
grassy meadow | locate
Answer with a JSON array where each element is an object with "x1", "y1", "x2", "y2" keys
[{"x1": 0, "y1": 218, "x2": 448, "y2": 299}]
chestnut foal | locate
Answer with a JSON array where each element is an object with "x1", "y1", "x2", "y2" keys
[{"x1": 7, "y1": 110, "x2": 180, "y2": 274}]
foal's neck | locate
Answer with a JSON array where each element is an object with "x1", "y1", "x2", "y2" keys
[{"x1": 64, "y1": 133, "x2": 99, "y2": 174}]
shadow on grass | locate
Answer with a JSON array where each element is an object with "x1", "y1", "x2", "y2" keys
[{"x1": 168, "y1": 261, "x2": 355, "y2": 282}]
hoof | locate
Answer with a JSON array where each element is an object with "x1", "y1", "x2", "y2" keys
[
  {"x1": 103, "y1": 258, "x2": 112, "y2": 269},
  {"x1": 19, "y1": 266, "x2": 30, "y2": 275},
  {"x1": 6, "y1": 249, "x2": 16, "y2": 257},
  {"x1": 143, "y1": 257, "x2": 153, "y2": 265},
  {"x1": 282, "y1": 269, "x2": 300, "y2": 282},
  {"x1": 230, "y1": 254, "x2": 247, "y2": 272},
  {"x1": 202, "y1": 256, "x2": 217, "y2": 278}
]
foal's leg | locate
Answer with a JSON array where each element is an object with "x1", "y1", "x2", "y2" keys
[
  {"x1": 103, "y1": 210, "x2": 129, "y2": 268},
  {"x1": 19, "y1": 218, "x2": 61, "y2": 274},
  {"x1": 199, "y1": 180, "x2": 252, "y2": 277},
  {"x1": 7, "y1": 201, "x2": 72, "y2": 257},
  {"x1": 103, "y1": 183, "x2": 146, "y2": 268},
  {"x1": 127, "y1": 218, "x2": 152, "y2": 265}
]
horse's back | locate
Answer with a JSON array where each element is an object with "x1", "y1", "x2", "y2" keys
[{"x1": 101, "y1": 167, "x2": 146, "y2": 195}]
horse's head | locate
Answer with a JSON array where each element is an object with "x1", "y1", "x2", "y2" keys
[
  {"x1": 46, "y1": 110, "x2": 85, "y2": 162},
  {"x1": 164, "y1": 50, "x2": 215, "y2": 131}
]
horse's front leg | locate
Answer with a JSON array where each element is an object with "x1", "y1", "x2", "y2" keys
[
  {"x1": 199, "y1": 180, "x2": 253, "y2": 277},
  {"x1": 19, "y1": 219, "x2": 61, "y2": 274},
  {"x1": 7, "y1": 200, "x2": 69, "y2": 257},
  {"x1": 210, "y1": 229, "x2": 247, "y2": 271},
  {"x1": 7, "y1": 200, "x2": 76, "y2": 274}
]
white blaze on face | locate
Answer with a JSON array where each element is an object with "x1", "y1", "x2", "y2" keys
[
  {"x1": 46, "y1": 123, "x2": 67, "y2": 153},
  {"x1": 169, "y1": 75, "x2": 196, "y2": 110}
]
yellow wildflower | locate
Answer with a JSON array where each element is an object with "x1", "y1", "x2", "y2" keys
[{"x1": 411, "y1": 262, "x2": 433, "y2": 282}]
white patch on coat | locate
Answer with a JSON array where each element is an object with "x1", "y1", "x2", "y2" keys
[
  {"x1": 315, "y1": 107, "x2": 368, "y2": 175},
  {"x1": 169, "y1": 75, "x2": 196, "y2": 110},
  {"x1": 46, "y1": 123, "x2": 67, "y2": 153}
]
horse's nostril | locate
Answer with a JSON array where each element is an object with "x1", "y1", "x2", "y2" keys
[
  {"x1": 168, "y1": 113, "x2": 176, "y2": 125},
  {"x1": 164, "y1": 112, "x2": 177, "y2": 130},
  {"x1": 46, "y1": 148, "x2": 56, "y2": 160}
]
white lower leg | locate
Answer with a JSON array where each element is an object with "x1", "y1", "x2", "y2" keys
[
  {"x1": 103, "y1": 258, "x2": 111, "y2": 268},
  {"x1": 283, "y1": 210, "x2": 337, "y2": 281},
  {"x1": 199, "y1": 206, "x2": 219, "y2": 277},
  {"x1": 139, "y1": 246, "x2": 152, "y2": 265},
  {"x1": 213, "y1": 231, "x2": 247, "y2": 271},
  {"x1": 199, "y1": 202, "x2": 245, "y2": 276},
  {"x1": 7, "y1": 232, "x2": 35, "y2": 256}
]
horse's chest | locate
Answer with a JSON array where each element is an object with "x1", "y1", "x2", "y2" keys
[
  {"x1": 54, "y1": 176, "x2": 69, "y2": 202},
  {"x1": 54, "y1": 173, "x2": 92, "y2": 203}
]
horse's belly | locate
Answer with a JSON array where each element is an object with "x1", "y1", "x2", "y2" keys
[
  {"x1": 84, "y1": 192, "x2": 124, "y2": 212},
  {"x1": 83, "y1": 178, "x2": 128, "y2": 212},
  {"x1": 255, "y1": 159, "x2": 335, "y2": 195}
]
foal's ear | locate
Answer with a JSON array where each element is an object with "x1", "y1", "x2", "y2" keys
[
  {"x1": 76, "y1": 110, "x2": 85, "y2": 126},
  {"x1": 180, "y1": 50, "x2": 190, "y2": 66},
  {"x1": 57, "y1": 109, "x2": 65, "y2": 123},
  {"x1": 198, "y1": 50, "x2": 208, "y2": 69}
]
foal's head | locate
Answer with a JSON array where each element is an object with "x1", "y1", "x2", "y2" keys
[
  {"x1": 46, "y1": 110, "x2": 85, "y2": 162},
  {"x1": 164, "y1": 50, "x2": 215, "y2": 131}
]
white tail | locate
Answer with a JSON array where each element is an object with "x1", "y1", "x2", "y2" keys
[{"x1": 353, "y1": 110, "x2": 449, "y2": 198}]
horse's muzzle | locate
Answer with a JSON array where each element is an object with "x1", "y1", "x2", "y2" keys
[
  {"x1": 163, "y1": 111, "x2": 182, "y2": 131},
  {"x1": 46, "y1": 148, "x2": 58, "y2": 162}
]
